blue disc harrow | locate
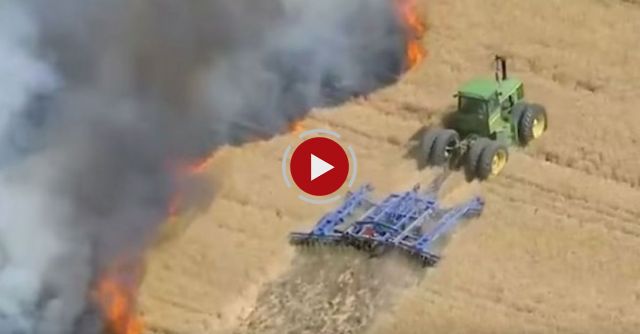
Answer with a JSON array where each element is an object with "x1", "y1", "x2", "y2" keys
[{"x1": 289, "y1": 175, "x2": 485, "y2": 267}]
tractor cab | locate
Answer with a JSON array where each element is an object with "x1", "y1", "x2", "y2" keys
[
  {"x1": 452, "y1": 82, "x2": 495, "y2": 138},
  {"x1": 452, "y1": 58, "x2": 524, "y2": 140}
]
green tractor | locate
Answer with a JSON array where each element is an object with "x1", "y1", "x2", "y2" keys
[{"x1": 422, "y1": 55, "x2": 548, "y2": 180}]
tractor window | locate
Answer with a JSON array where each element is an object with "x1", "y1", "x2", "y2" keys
[
  {"x1": 517, "y1": 86, "x2": 524, "y2": 99},
  {"x1": 459, "y1": 97, "x2": 486, "y2": 114}
]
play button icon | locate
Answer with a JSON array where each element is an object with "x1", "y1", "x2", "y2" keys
[
  {"x1": 289, "y1": 136, "x2": 350, "y2": 197},
  {"x1": 311, "y1": 154, "x2": 334, "y2": 181}
]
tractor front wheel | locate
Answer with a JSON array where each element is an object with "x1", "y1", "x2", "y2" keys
[
  {"x1": 518, "y1": 104, "x2": 548, "y2": 145},
  {"x1": 476, "y1": 141, "x2": 509, "y2": 180},
  {"x1": 428, "y1": 129, "x2": 460, "y2": 166}
]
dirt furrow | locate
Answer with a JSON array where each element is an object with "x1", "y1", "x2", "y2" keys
[
  {"x1": 530, "y1": 149, "x2": 640, "y2": 189},
  {"x1": 422, "y1": 280, "x2": 640, "y2": 331},
  {"x1": 500, "y1": 173, "x2": 640, "y2": 223},
  {"x1": 306, "y1": 116, "x2": 410, "y2": 149},
  {"x1": 486, "y1": 186, "x2": 640, "y2": 240},
  {"x1": 419, "y1": 288, "x2": 576, "y2": 334},
  {"x1": 486, "y1": 178, "x2": 640, "y2": 239}
]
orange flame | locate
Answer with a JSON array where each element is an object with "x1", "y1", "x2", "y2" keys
[
  {"x1": 394, "y1": 0, "x2": 427, "y2": 70},
  {"x1": 93, "y1": 263, "x2": 144, "y2": 334},
  {"x1": 288, "y1": 120, "x2": 305, "y2": 135},
  {"x1": 166, "y1": 151, "x2": 216, "y2": 220},
  {"x1": 185, "y1": 152, "x2": 217, "y2": 174}
]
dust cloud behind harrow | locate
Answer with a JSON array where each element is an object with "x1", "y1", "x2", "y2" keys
[{"x1": 238, "y1": 249, "x2": 423, "y2": 334}]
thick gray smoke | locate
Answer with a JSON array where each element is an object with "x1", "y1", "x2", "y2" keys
[{"x1": 0, "y1": 0, "x2": 409, "y2": 333}]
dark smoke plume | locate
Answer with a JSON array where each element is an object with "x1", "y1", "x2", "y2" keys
[{"x1": 0, "y1": 0, "x2": 409, "y2": 332}]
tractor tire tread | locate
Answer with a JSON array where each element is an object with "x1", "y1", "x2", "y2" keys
[
  {"x1": 466, "y1": 138, "x2": 490, "y2": 179},
  {"x1": 421, "y1": 129, "x2": 439, "y2": 164},
  {"x1": 477, "y1": 141, "x2": 509, "y2": 180},
  {"x1": 431, "y1": 129, "x2": 460, "y2": 166},
  {"x1": 518, "y1": 103, "x2": 547, "y2": 145}
]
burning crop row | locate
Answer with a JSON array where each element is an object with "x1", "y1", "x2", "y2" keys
[
  {"x1": 396, "y1": 0, "x2": 428, "y2": 69},
  {"x1": 93, "y1": 262, "x2": 144, "y2": 334}
]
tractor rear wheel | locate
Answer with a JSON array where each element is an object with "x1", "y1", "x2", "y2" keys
[
  {"x1": 466, "y1": 138, "x2": 490, "y2": 179},
  {"x1": 421, "y1": 129, "x2": 438, "y2": 164},
  {"x1": 518, "y1": 104, "x2": 547, "y2": 145},
  {"x1": 476, "y1": 141, "x2": 509, "y2": 180},
  {"x1": 429, "y1": 129, "x2": 460, "y2": 166}
]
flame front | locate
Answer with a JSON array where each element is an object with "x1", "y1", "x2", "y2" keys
[
  {"x1": 394, "y1": 0, "x2": 427, "y2": 70},
  {"x1": 93, "y1": 264, "x2": 144, "y2": 334},
  {"x1": 288, "y1": 120, "x2": 305, "y2": 135},
  {"x1": 185, "y1": 152, "x2": 217, "y2": 174}
]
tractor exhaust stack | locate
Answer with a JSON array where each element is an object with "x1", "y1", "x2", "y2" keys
[{"x1": 495, "y1": 55, "x2": 507, "y2": 82}]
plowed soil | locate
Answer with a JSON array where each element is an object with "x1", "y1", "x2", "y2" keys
[{"x1": 139, "y1": 1, "x2": 640, "y2": 333}]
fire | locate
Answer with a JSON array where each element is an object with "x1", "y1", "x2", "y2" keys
[
  {"x1": 165, "y1": 152, "x2": 217, "y2": 220},
  {"x1": 406, "y1": 39, "x2": 425, "y2": 69},
  {"x1": 185, "y1": 151, "x2": 217, "y2": 174},
  {"x1": 93, "y1": 262, "x2": 144, "y2": 334},
  {"x1": 288, "y1": 120, "x2": 305, "y2": 134},
  {"x1": 394, "y1": 0, "x2": 427, "y2": 69}
]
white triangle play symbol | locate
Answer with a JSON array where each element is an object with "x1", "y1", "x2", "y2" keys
[{"x1": 310, "y1": 154, "x2": 334, "y2": 181}]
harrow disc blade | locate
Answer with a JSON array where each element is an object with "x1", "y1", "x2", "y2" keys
[
  {"x1": 289, "y1": 233, "x2": 312, "y2": 246},
  {"x1": 289, "y1": 233, "x2": 346, "y2": 249},
  {"x1": 397, "y1": 247, "x2": 440, "y2": 267}
]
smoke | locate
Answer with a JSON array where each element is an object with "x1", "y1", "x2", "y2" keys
[
  {"x1": 199, "y1": 0, "x2": 405, "y2": 143},
  {"x1": 0, "y1": 0, "x2": 409, "y2": 333}
]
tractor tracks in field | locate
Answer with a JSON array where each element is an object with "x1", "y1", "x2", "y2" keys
[
  {"x1": 194, "y1": 197, "x2": 292, "y2": 237},
  {"x1": 420, "y1": 286, "x2": 578, "y2": 334},
  {"x1": 352, "y1": 97, "x2": 434, "y2": 124},
  {"x1": 307, "y1": 115, "x2": 407, "y2": 149},
  {"x1": 532, "y1": 147, "x2": 640, "y2": 190},
  {"x1": 487, "y1": 173, "x2": 640, "y2": 240},
  {"x1": 421, "y1": 278, "x2": 640, "y2": 333}
]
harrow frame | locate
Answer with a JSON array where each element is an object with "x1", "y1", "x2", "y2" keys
[{"x1": 289, "y1": 175, "x2": 485, "y2": 267}]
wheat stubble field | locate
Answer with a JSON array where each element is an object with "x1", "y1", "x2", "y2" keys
[{"x1": 139, "y1": 1, "x2": 640, "y2": 333}]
